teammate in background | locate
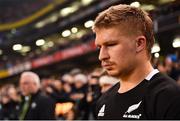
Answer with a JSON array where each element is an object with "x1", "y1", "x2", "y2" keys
[
  {"x1": 93, "y1": 4, "x2": 180, "y2": 119},
  {"x1": 18, "y1": 71, "x2": 55, "y2": 120}
]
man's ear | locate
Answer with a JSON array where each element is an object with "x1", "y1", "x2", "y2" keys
[{"x1": 135, "y1": 36, "x2": 146, "y2": 53}]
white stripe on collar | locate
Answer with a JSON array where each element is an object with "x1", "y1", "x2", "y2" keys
[{"x1": 145, "y1": 69, "x2": 159, "y2": 81}]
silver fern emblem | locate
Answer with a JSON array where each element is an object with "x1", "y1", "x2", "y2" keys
[{"x1": 126, "y1": 101, "x2": 142, "y2": 113}]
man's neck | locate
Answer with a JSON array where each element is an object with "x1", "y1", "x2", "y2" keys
[{"x1": 118, "y1": 61, "x2": 153, "y2": 93}]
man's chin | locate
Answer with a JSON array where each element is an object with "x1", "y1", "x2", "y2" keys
[{"x1": 106, "y1": 70, "x2": 119, "y2": 77}]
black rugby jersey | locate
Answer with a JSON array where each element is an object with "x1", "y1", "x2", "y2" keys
[{"x1": 96, "y1": 72, "x2": 180, "y2": 119}]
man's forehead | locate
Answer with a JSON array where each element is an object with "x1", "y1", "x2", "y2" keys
[
  {"x1": 20, "y1": 76, "x2": 32, "y2": 83},
  {"x1": 95, "y1": 29, "x2": 123, "y2": 45}
]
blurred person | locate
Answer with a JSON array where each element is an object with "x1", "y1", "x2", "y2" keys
[
  {"x1": 164, "y1": 56, "x2": 174, "y2": 74},
  {"x1": 167, "y1": 54, "x2": 180, "y2": 81},
  {"x1": 157, "y1": 61, "x2": 167, "y2": 73},
  {"x1": 62, "y1": 73, "x2": 74, "y2": 84},
  {"x1": 157, "y1": 55, "x2": 180, "y2": 81},
  {"x1": 71, "y1": 74, "x2": 88, "y2": 101},
  {"x1": 70, "y1": 73, "x2": 88, "y2": 119},
  {"x1": 0, "y1": 84, "x2": 20, "y2": 120},
  {"x1": 40, "y1": 78, "x2": 54, "y2": 93},
  {"x1": 70, "y1": 68, "x2": 82, "y2": 76},
  {"x1": 7, "y1": 85, "x2": 21, "y2": 102},
  {"x1": 99, "y1": 75, "x2": 119, "y2": 93},
  {"x1": 62, "y1": 73, "x2": 75, "y2": 94},
  {"x1": 45, "y1": 79, "x2": 73, "y2": 103},
  {"x1": 18, "y1": 71, "x2": 55, "y2": 120},
  {"x1": 86, "y1": 69, "x2": 102, "y2": 119},
  {"x1": 93, "y1": 4, "x2": 180, "y2": 119}
]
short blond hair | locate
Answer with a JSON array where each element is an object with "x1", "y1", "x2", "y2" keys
[{"x1": 93, "y1": 4, "x2": 154, "y2": 58}]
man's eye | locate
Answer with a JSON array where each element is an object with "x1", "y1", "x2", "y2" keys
[{"x1": 107, "y1": 43, "x2": 116, "y2": 46}]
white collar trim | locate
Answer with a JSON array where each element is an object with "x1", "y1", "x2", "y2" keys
[{"x1": 145, "y1": 69, "x2": 159, "y2": 81}]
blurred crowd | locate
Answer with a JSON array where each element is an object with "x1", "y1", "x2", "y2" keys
[
  {"x1": 0, "y1": 0, "x2": 50, "y2": 23},
  {"x1": 0, "y1": 50, "x2": 180, "y2": 120},
  {"x1": 0, "y1": 67, "x2": 119, "y2": 120},
  {"x1": 0, "y1": 32, "x2": 94, "y2": 70}
]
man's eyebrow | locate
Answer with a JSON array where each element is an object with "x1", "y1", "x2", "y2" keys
[
  {"x1": 95, "y1": 39, "x2": 118, "y2": 47},
  {"x1": 103, "y1": 40, "x2": 118, "y2": 44}
]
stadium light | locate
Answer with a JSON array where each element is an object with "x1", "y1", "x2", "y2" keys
[
  {"x1": 35, "y1": 22, "x2": 45, "y2": 28},
  {"x1": 0, "y1": 49, "x2": 2, "y2": 55},
  {"x1": 47, "y1": 41, "x2": 54, "y2": 47},
  {"x1": 36, "y1": 39, "x2": 45, "y2": 46},
  {"x1": 81, "y1": 0, "x2": 94, "y2": 6},
  {"x1": 130, "y1": 1, "x2": 140, "y2": 8},
  {"x1": 84, "y1": 20, "x2": 94, "y2": 28},
  {"x1": 60, "y1": 6, "x2": 78, "y2": 17},
  {"x1": 62, "y1": 30, "x2": 71, "y2": 37},
  {"x1": 13, "y1": 44, "x2": 22, "y2": 51},
  {"x1": 140, "y1": 4, "x2": 155, "y2": 11},
  {"x1": 49, "y1": 15, "x2": 58, "y2": 23},
  {"x1": 172, "y1": 37, "x2": 180, "y2": 48},
  {"x1": 154, "y1": 53, "x2": 159, "y2": 58},
  {"x1": 71, "y1": 27, "x2": 78, "y2": 33},
  {"x1": 151, "y1": 43, "x2": 160, "y2": 53}
]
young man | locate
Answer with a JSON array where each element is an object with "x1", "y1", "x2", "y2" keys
[{"x1": 93, "y1": 4, "x2": 180, "y2": 119}]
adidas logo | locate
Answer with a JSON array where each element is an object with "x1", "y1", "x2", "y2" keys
[{"x1": 98, "y1": 104, "x2": 105, "y2": 117}]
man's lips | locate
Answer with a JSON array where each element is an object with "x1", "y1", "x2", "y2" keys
[{"x1": 101, "y1": 62, "x2": 114, "y2": 68}]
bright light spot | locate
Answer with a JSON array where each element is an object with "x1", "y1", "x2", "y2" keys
[
  {"x1": 154, "y1": 53, "x2": 159, "y2": 58},
  {"x1": 47, "y1": 41, "x2": 54, "y2": 47},
  {"x1": 76, "y1": 30, "x2": 86, "y2": 38},
  {"x1": 130, "y1": 1, "x2": 140, "y2": 8},
  {"x1": 21, "y1": 46, "x2": 31, "y2": 53},
  {"x1": 13, "y1": 44, "x2": 22, "y2": 51},
  {"x1": 141, "y1": 4, "x2": 155, "y2": 11},
  {"x1": 71, "y1": 27, "x2": 78, "y2": 33},
  {"x1": 159, "y1": 0, "x2": 175, "y2": 4},
  {"x1": 84, "y1": 20, "x2": 94, "y2": 28},
  {"x1": 36, "y1": 39, "x2": 45, "y2": 46},
  {"x1": 60, "y1": 6, "x2": 78, "y2": 17},
  {"x1": 50, "y1": 15, "x2": 58, "y2": 22},
  {"x1": 151, "y1": 43, "x2": 160, "y2": 53},
  {"x1": 81, "y1": 0, "x2": 93, "y2": 6},
  {"x1": 172, "y1": 37, "x2": 180, "y2": 48},
  {"x1": 0, "y1": 49, "x2": 2, "y2": 55},
  {"x1": 62, "y1": 30, "x2": 71, "y2": 37},
  {"x1": 41, "y1": 44, "x2": 49, "y2": 51},
  {"x1": 35, "y1": 22, "x2": 45, "y2": 28}
]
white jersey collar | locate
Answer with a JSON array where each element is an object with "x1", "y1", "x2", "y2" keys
[{"x1": 145, "y1": 69, "x2": 159, "y2": 81}]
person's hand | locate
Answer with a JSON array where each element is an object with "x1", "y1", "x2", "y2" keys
[
  {"x1": 70, "y1": 93, "x2": 84, "y2": 100},
  {"x1": 63, "y1": 84, "x2": 71, "y2": 93},
  {"x1": 87, "y1": 92, "x2": 93, "y2": 102},
  {"x1": 45, "y1": 86, "x2": 53, "y2": 94}
]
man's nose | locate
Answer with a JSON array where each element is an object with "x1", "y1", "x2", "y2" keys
[{"x1": 98, "y1": 46, "x2": 109, "y2": 61}]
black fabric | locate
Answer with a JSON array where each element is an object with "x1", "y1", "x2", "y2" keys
[
  {"x1": 0, "y1": 101, "x2": 19, "y2": 120},
  {"x1": 48, "y1": 86, "x2": 74, "y2": 103},
  {"x1": 96, "y1": 72, "x2": 180, "y2": 119},
  {"x1": 18, "y1": 91, "x2": 55, "y2": 120}
]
